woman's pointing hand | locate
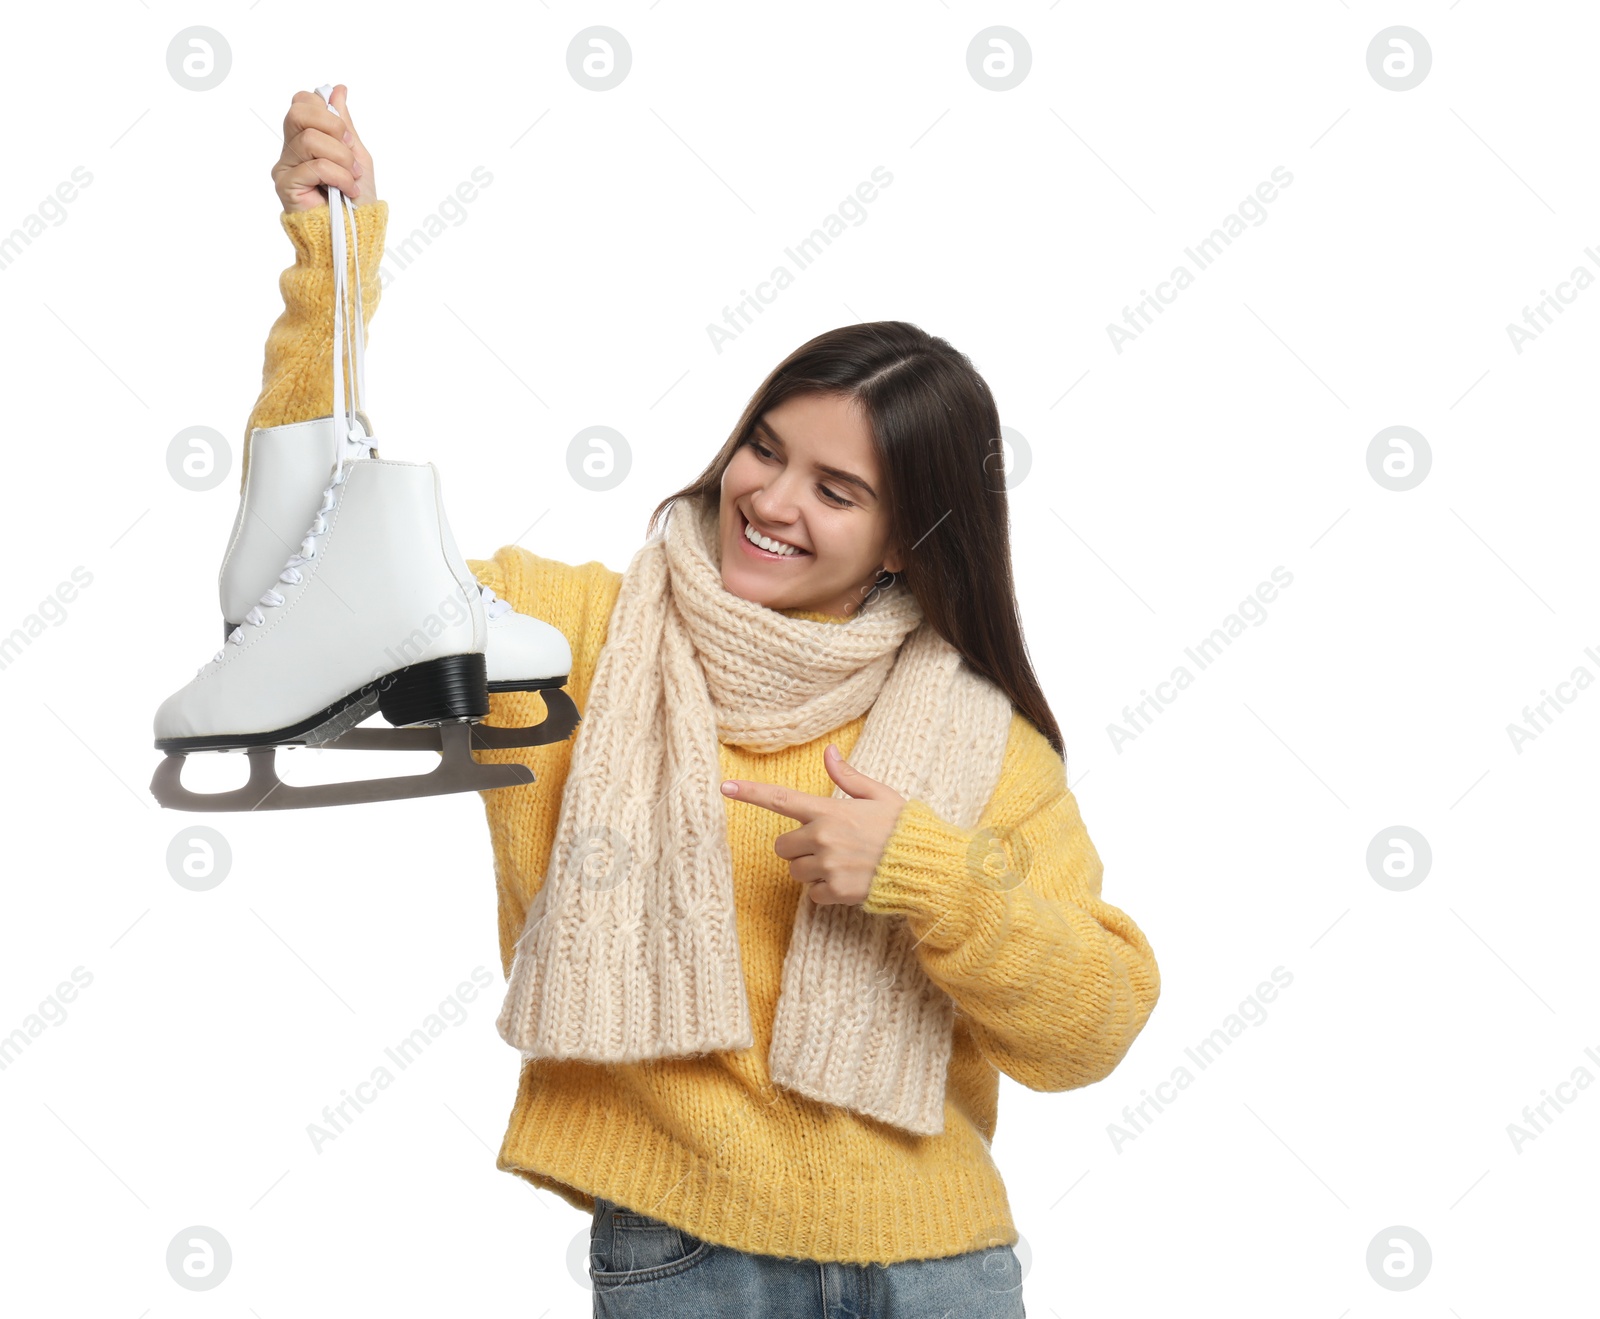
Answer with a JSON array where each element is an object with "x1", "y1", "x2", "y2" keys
[{"x1": 721, "y1": 746, "x2": 907, "y2": 906}]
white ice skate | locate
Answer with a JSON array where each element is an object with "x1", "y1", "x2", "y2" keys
[
  {"x1": 209, "y1": 82, "x2": 578, "y2": 755},
  {"x1": 149, "y1": 85, "x2": 572, "y2": 810},
  {"x1": 222, "y1": 411, "x2": 578, "y2": 752},
  {"x1": 151, "y1": 448, "x2": 538, "y2": 809}
]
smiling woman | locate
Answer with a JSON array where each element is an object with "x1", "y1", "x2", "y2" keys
[
  {"x1": 468, "y1": 321, "x2": 1160, "y2": 1310},
  {"x1": 235, "y1": 175, "x2": 1160, "y2": 1313},
  {"x1": 648, "y1": 321, "x2": 1064, "y2": 757}
]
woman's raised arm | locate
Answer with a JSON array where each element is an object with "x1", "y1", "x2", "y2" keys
[{"x1": 240, "y1": 85, "x2": 387, "y2": 488}]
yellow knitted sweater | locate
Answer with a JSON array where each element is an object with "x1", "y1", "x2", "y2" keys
[{"x1": 248, "y1": 200, "x2": 1161, "y2": 1266}]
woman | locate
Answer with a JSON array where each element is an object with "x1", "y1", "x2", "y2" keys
[{"x1": 263, "y1": 85, "x2": 1161, "y2": 1318}]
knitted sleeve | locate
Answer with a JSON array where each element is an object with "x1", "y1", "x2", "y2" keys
[
  {"x1": 862, "y1": 712, "x2": 1161, "y2": 1093},
  {"x1": 239, "y1": 199, "x2": 390, "y2": 488},
  {"x1": 464, "y1": 545, "x2": 625, "y2": 978}
]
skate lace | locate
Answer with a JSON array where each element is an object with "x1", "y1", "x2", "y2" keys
[
  {"x1": 207, "y1": 438, "x2": 374, "y2": 667},
  {"x1": 202, "y1": 90, "x2": 507, "y2": 675},
  {"x1": 480, "y1": 585, "x2": 513, "y2": 621},
  {"x1": 207, "y1": 147, "x2": 372, "y2": 671}
]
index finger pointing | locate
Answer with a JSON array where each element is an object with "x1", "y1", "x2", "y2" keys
[{"x1": 720, "y1": 779, "x2": 826, "y2": 823}]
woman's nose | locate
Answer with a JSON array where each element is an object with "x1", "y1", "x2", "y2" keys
[{"x1": 750, "y1": 485, "x2": 800, "y2": 522}]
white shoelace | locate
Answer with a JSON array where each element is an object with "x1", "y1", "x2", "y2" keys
[
  {"x1": 207, "y1": 148, "x2": 370, "y2": 671},
  {"x1": 480, "y1": 585, "x2": 513, "y2": 621},
  {"x1": 318, "y1": 84, "x2": 365, "y2": 461},
  {"x1": 204, "y1": 90, "x2": 511, "y2": 674},
  {"x1": 207, "y1": 436, "x2": 374, "y2": 669}
]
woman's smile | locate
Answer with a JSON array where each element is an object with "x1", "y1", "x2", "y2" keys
[{"x1": 737, "y1": 508, "x2": 812, "y2": 561}]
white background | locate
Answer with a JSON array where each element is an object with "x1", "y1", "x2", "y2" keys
[{"x1": 1, "y1": 2, "x2": 1595, "y2": 1314}]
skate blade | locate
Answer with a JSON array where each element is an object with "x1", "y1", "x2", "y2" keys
[
  {"x1": 322, "y1": 686, "x2": 581, "y2": 752},
  {"x1": 150, "y1": 721, "x2": 535, "y2": 812}
]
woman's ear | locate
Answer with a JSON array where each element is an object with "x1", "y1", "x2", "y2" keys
[{"x1": 881, "y1": 544, "x2": 904, "y2": 575}]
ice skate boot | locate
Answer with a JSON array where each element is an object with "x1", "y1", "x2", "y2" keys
[
  {"x1": 223, "y1": 414, "x2": 578, "y2": 752},
  {"x1": 151, "y1": 454, "x2": 535, "y2": 810}
]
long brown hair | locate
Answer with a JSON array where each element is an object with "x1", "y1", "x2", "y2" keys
[{"x1": 647, "y1": 321, "x2": 1064, "y2": 762}]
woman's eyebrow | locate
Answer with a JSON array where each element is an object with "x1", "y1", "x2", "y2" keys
[{"x1": 755, "y1": 421, "x2": 879, "y2": 500}]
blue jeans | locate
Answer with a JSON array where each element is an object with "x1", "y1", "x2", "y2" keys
[{"x1": 589, "y1": 1195, "x2": 1027, "y2": 1318}]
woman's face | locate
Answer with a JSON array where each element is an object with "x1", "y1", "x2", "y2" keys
[{"x1": 718, "y1": 392, "x2": 901, "y2": 618}]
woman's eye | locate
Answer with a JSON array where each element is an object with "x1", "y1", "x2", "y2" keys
[{"x1": 748, "y1": 438, "x2": 852, "y2": 506}]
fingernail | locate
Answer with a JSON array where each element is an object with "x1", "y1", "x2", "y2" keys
[
  {"x1": 721, "y1": 782, "x2": 738, "y2": 796},
  {"x1": 343, "y1": 130, "x2": 353, "y2": 144}
]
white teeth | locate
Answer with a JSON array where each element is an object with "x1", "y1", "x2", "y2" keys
[{"x1": 744, "y1": 517, "x2": 802, "y2": 556}]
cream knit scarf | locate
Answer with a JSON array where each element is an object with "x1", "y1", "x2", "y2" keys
[{"x1": 494, "y1": 496, "x2": 1013, "y2": 1136}]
